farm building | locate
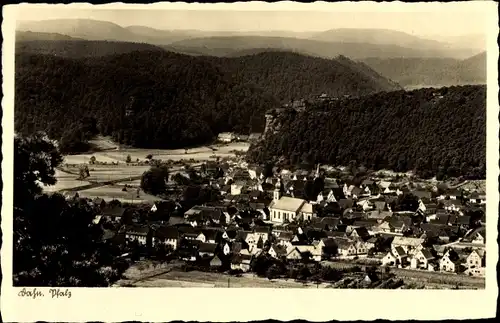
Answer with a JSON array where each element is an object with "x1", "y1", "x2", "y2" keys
[{"x1": 217, "y1": 132, "x2": 236, "y2": 143}]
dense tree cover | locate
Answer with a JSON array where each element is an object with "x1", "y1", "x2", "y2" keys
[
  {"x1": 15, "y1": 50, "x2": 399, "y2": 152},
  {"x1": 16, "y1": 39, "x2": 166, "y2": 58},
  {"x1": 140, "y1": 165, "x2": 169, "y2": 196},
  {"x1": 16, "y1": 31, "x2": 82, "y2": 41},
  {"x1": 248, "y1": 85, "x2": 486, "y2": 179},
  {"x1": 14, "y1": 133, "x2": 64, "y2": 203},
  {"x1": 14, "y1": 134, "x2": 127, "y2": 286},
  {"x1": 15, "y1": 51, "x2": 279, "y2": 151},
  {"x1": 207, "y1": 52, "x2": 401, "y2": 102},
  {"x1": 361, "y1": 53, "x2": 486, "y2": 87}
]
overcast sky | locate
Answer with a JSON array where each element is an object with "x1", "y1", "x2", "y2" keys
[{"x1": 14, "y1": 4, "x2": 490, "y2": 38}]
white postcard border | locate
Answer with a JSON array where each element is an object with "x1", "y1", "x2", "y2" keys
[{"x1": 2, "y1": 2, "x2": 498, "y2": 322}]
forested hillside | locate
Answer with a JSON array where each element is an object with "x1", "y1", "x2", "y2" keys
[
  {"x1": 16, "y1": 40, "x2": 166, "y2": 58},
  {"x1": 16, "y1": 30, "x2": 83, "y2": 41},
  {"x1": 15, "y1": 51, "x2": 278, "y2": 152},
  {"x1": 15, "y1": 49, "x2": 398, "y2": 152},
  {"x1": 247, "y1": 85, "x2": 486, "y2": 179},
  {"x1": 206, "y1": 52, "x2": 401, "y2": 102}
]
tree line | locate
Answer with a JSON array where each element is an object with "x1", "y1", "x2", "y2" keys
[{"x1": 247, "y1": 85, "x2": 486, "y2": 179}]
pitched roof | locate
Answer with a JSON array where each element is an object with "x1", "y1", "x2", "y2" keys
[
  {"x1": 300, "y1": 202, "x2": 314, "y2": 213},
  {"x1": 420, "y1": 248, "x2": 434, "y2": 260},
  {"x1": 199, "y1": 243, "x2": 218, "y2": 253},
  {"x1": 352, "y1": 227, "x2": 371, "y2": 237},
  {"x1": 270, "y1": 244, "x2": 287, "y2": 256},
  {"x1": 338, "y1": 199, "x2": 354, "y2": 209},
  {"x1": 411, "y1": 190, "x2": 432, "y2": 200},
  {"x1": 394, "y1": 246, "x2": 407, "y2": 257},
  {"x1": 351, "y1": 187, "x2": 363, "y2": 196},
  {"x1": 374, "y1": 201, "x2": 386, "y2": 211},
  {"x1": 154, "y1": 226, "x2": 179, "y2": 240},
  {"x1": 444, "y1": 198, "x2": 463, "y2": 205},
  {"x1": 102, "y1": 206, "x2": 126, "y2": 218},
  {"x1": 456, "y1": 216, "x2": 471, "y2": 225},
  {"x1": 277, "y1": 231, "x2": 294, "y2": 241},
  {"x1": 392, "y1": 236, "x2": 424, "y2": 247},
  {"x1": 270, "y1": 196, "x2": 306, "y2": 212},
  {"x1": 362, "y1": 179, "x2": 375, "y2": 186},
  {"x1": 125, "y1": 224, "x2": 149, "y2": 236},
  {"x1": 334, "y1": 237, "x2": 355, "y2": 249}
]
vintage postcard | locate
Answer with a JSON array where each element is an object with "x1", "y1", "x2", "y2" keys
[{"x1": 1, "y1": 1, "x2": 498, "y2": 322}]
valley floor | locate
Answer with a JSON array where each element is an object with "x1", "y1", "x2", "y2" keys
[{"x1": 43, "y1": 138, "x2": 249, "y2": 203}]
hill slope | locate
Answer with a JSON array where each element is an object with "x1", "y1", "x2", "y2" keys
[
  {"x1": 247, "y1": 85, "x2": 486, "y2": 179},
  {"x1": 15, "y1": 50, "x2": 398, "y2": 152},
  {"x1": 14, "y1": 40, "x2": 400, "y2": 101},
  {"x1": 207, "y1": 52, "x2": 401, "y2": 102},
  {"x1": 14, "y1": 51, "x2": 279, "y2": 151},
  {"x1": 16, "y1": 30, "x2": 83, "y2": 41},
  {"x1": 362, "y1": 52, "x2": 486, "y2": 88},
  {"x1": 15, "y1": 39, "x2": 166, "y2": 58}
]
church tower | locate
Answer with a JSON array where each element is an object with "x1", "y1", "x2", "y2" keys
[
  {"x1": 274, "y1": 178, "x2": 282, "y2": 201},
  {"x1": 315, "y1": 164, "x2": 320, "y2": 178}
]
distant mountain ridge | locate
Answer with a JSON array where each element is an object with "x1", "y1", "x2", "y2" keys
[
  {"x1": 16, "y1": 30, "x2": 84, "y2": 41},
  {"x1": 310, "y1": 28, "x2": 476, "y2": 58},
  {"x1": 17, "y1": 19, "x2": 484, "y2": 59},
  {"x1": 16, "y1": 39, "x2": 165, "y2": 58},
  {"x1": 167, "y1": 36, "x2": 477, "y2": 60},
  {"x1": 361, "y1": 52, "x2": 486, "y2": 88}
]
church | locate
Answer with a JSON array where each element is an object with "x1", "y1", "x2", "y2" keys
[{"x1": 268, "y1": 179, "x2": 316, "y2": 224}]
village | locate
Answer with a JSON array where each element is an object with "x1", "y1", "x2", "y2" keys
[{"x1": 55, "y1": 126, "x2": 487, "y2": 289}]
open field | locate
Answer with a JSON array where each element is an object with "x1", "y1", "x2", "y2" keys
[
  {"x1": 62, "y1": 141, "x2": 250, "y2": 165},
  {"x1": 115, "y1": 260, "x2": 331, "y2": 288},
  {"x1": 63, "y1": 164, "x2": 151, "y2": 183},
  {"x1": 125, "y1": 270, "x2": 332, "y2": 288},
  {"x1": 44, "y1": 138, "x2": 248, "y2": 203},
  {"x1": 43, "y1": 169, "x2": 91, "y2": 192},
  {"x1": 76, "y1": 184, "x2": 162, "y2": 203}
]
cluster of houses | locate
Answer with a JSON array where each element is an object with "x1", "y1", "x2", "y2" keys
[{"x1": 90, "y1": 161, "x2": 487, "y2": 278}]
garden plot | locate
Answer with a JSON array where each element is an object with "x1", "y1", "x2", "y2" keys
[
  {"x1": 61, "y1": 165, "x2": 150, "y2": 183},
  {"x1": 63, "y1": 154, "x2": 120, "y2": 165},
  {"x1": 76, "y1": 184, "x2": 162, "y2": 203},
  {"x1": 132, "y1": 270, "x2": 331, "y2": 288},
  {"x1": 43, "y1": 169, "x2": 91, "y2": 192},
  {"x1": 86, "y1": 166, "x2": 149, "y2": 183}
]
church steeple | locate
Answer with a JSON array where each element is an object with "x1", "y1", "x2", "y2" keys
[
  {"x1": 315, "y1": 164, "x2": 320, "y2": 178},
  {"x1": 274, "y1": 178, "x2": 282, "y2": 201}
]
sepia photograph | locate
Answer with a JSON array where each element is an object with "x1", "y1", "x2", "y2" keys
[{"x1": 1, "y1": 1, "x2": 498, "y2": 322}]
